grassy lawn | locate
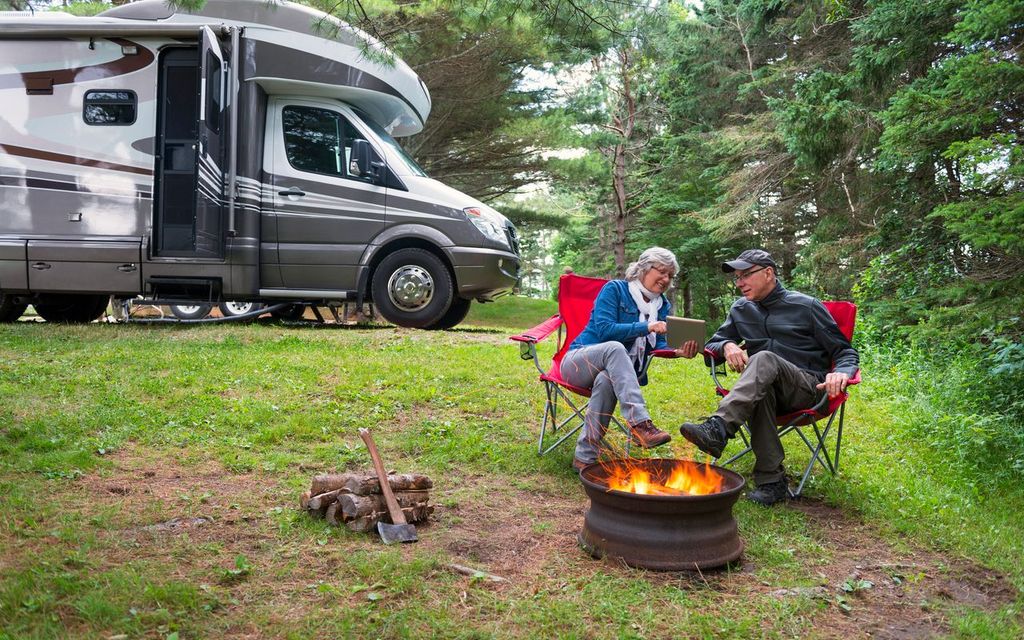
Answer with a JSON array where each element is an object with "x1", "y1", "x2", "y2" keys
[{"x1": 1, "y1": 296, "x2": 1021, "y2": 638}]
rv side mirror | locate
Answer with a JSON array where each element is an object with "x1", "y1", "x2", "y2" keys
[{"x1": 350, "y1": 139, "x2": 374, "y2": 178}]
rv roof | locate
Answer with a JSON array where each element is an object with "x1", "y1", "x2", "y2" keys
[{"x1": 101, "y1": 0, "x2": 380, "y2": 52}]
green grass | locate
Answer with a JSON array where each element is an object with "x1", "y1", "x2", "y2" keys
[{"x1": 1, "y1": 303, "x2": 1021, "y2": 638}]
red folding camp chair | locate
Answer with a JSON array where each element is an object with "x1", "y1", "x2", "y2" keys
[
  {"x1": 511, "y1": 273, "x2": 644, "y2": 456},
  {"x1": 707, "y1": 301, "x2": 862, "y2": 497}
]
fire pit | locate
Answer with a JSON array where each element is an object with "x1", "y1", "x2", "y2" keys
[{"x1": 578, "y1": 458, "x2": 745, "y2": 570}]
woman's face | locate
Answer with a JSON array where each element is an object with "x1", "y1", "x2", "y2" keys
[{"x1": 640, "y1": 264, "x2": 674, "y2": 295}]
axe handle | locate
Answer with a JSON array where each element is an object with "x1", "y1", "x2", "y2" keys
[{"x1": 358, "y1": 428, "x2": 408, "y2": 525}]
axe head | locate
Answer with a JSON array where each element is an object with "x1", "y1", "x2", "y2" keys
[{"x1": 377, "y1": 521, "x2": 418, "y2": 544}]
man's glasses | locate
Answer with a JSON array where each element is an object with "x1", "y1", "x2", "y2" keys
[{"x1": 732, "y1": 266, "x2": 767, "y2": 283}]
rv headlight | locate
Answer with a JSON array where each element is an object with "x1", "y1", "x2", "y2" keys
[{"x1": 464, "y1": 207, "x2": 509, "y2": 248}]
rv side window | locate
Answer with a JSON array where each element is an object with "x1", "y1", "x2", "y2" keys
[
  {"x1": 205, "y1": 51, "x2": 221, "y2": 133},
  {"x1": 83, "y1": 90, "x2": 137, "y2": 126},
  {"x1": 282, "y1": 106, "x2": 374, "y2": 181}
]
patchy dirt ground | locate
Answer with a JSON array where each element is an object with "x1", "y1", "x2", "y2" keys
[{"x1": 65, "y1": 449, "x2": 1018, "y2": 639}]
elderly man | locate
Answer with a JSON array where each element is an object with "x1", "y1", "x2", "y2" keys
[{"x1": 678, "y1": 250, "x2": 859, "y2": 505}]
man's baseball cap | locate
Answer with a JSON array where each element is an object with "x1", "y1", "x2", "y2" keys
[{"x1": 721, "y1": 249, "x2": 778, "y2": 273}]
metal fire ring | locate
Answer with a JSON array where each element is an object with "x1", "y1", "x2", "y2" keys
[
  {"x1": 387, "y1": 265, "x2": 434, "y2": 311},
  {"x1": 578, "y1": 458, "x2": 746, "y2": 571}
]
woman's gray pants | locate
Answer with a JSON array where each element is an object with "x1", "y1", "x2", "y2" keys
[{"x1": 560, "y1": 342, "x2": 650, "y2": 463}]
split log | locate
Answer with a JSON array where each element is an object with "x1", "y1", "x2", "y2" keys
[
  {"x1": 308, "y1": 488, "x2": 345, "y2": 511},
  {"x1": 344, "y1": 504, "x2": 434, "y2": 533},
  {"x1": 325, "y1": 502, "x2": 341, "y2": 526},
  {"x1": 337, "y1": 491, "x2": 429, "y2": 520},
  {"x1": 300, "y1": 491, "x2": 311, "y2": 510},
  {"x1": 311, "y1": 472, "x2": 432, "y2": 496}
]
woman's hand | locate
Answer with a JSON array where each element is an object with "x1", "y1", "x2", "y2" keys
[
  {"x1": 675, "y1": 340, "x2": 699, "y2": 359},
  {"x1": 647, "y1": 320, "x2": 668, "y2": 334}
]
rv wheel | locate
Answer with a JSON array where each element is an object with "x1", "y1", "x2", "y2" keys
[
  {"x1": 0, "y1": 292, "x2": 28, "y2": 322},
  {"x1": 218, "y1": 301, "x2": 265, "y2": 320},
  {"x1": 34, "y1": 294, "x2": 109, "y2": 323},
  {"x1": 371, "y1": 248, "x2": 453, "y2": 329},
  {"x1": 169, "y1": 303, "x2": 213, "y2": 320},
  {"x1": 424, "y1": 296, "x2": 472, "y2": 330}
]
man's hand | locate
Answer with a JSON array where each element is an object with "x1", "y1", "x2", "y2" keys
[
  {"x1": 723, "y1": 342, "x2": 748, "y2": 372},
  {"x1": 676, "y1": 340, "x2": 699, "y2": 359},
  {"x1": 648, "y1": 320, "x2": 668, "y2": 334},
  {"x1": 816, "y1": 372, "x2": 850, "y2": 399}
]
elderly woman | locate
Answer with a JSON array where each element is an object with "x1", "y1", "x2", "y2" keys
[{"x1": 561, "y1": 247, "x2": 697, "y2": 472}]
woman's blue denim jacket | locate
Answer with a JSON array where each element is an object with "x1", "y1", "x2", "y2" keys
[{"x1": 568, "y1": 279, "x2": 671, "y2": 385}]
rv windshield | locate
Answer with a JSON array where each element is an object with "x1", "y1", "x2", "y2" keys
[{"x1": 356, "y1": 111, "x2": 428, "y2": 178}]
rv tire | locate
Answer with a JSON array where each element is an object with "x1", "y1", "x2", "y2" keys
[
  {"x1": 218, "y1": 301, "x2": 265, "y2": 320},
  {"x1": 424, "y1": 296, "x2": 471, "y2": 330},
  {"x1": 0, "y1": 293, "x2": 28, "y2": 322},
  {"x1": 34, "y1": 294, "x2": 109, "y2": 323},
  {"x1": 371, "y1": 248, "x2": 453, "y2": 329},
  {"x1": 169, "y1": 303, "x2": 213, "y2": 320}
]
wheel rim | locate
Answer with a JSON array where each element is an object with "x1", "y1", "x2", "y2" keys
[
  {"x1": 223, "y1": 301, "x2": 254, "y2": 315},
  {"x1": 175, "y1": 305, "x2": 204, "y2": 314},
  {"x1": 386, "y1": 265, "x2": 434, "y2": 311}
]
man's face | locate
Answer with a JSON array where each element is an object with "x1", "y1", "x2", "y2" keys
[{"x1": 733, "y1": 265, "x2": 775, "y2": 301}]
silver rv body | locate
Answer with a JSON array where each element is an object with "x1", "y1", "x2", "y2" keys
[{"x1": 0, "y1": 0, "x2": 520, "y2": 328}]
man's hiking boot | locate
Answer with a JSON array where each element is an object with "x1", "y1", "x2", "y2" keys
[
  {"x1": 628, "y1": 420, "x2": 672, "y2": 448},
  {"x1": 746, "y1": 479, "x2": 791, "y2": 506},
  {"x1": 678, "y1": 416, "x2": 728, "y2": 458},
  {"x1": 571, "y1": 458, "x2": 590, "y2": 474}
]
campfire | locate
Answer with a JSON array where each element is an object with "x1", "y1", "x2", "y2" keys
[
  {"x1": 578, "y1": 458, "x2": 745, "y2": 570},
  {"x1": 600, "y1": 458, "x2": 724, "y2": 496}
]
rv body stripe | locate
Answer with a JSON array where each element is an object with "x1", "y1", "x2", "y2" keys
[
  {"x1": 0, "y1": 172, "x2": 152, "y2": 199},
  {"x1": 0, "y1": 38, "x2": 155, "y2": 90},
  {"x1": 1, "y1": 144, "x2": 152, "y2": 176}
]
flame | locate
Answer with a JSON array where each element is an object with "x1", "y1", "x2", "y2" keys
[{"x1": 601, "y1": 459, "x2": 724, "y2": 496}]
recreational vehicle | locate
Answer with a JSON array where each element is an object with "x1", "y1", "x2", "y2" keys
[{"x1": 0, "y1": 0, "x2": 521, "y2": 328}]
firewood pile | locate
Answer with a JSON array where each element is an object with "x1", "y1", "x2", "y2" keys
[{"x1": 300, "y1": 472, "x2": 433, "y2": 533}]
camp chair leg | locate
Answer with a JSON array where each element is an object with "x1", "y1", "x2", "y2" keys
[
  {"x1": 834, "y1": 403, "x2": 845, "y2": 472},
  {"x1": 538, "y1": 384, "x2": 589, "y2": 456}
]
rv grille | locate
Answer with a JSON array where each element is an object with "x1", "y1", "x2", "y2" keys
[{"x1": 505, "y1": 223, "x2": 521, "y2": 257}]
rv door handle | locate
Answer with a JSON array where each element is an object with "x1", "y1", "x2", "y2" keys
[
  {"x1": 117, "y1": 263, "x2": 138, "y2": 273},
  {"x1": 278, "y1": 187, "x2": 306, "y2": 198},
  {"x1": 31, "y1": 262, "x2": 52, "y2": 271}
]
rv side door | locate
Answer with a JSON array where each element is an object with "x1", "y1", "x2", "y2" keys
[{"x1": 195, "y1": 26, "x2": 226, "y2": 258}]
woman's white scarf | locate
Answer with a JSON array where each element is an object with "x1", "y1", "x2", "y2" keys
[{"x1": 627, "y1": 280, "x2": 662, "y2": 372}]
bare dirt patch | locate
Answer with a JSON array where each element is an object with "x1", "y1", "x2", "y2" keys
[{"x1": 67, "y1": 451, "x2": 1019, "y2": 637}]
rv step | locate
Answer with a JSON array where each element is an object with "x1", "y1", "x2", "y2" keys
[{"x1": 146, "y1": 276, "x2": 221, "y2": 301}]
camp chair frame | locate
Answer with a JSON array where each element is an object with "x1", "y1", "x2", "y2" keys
[
  {"x1": 511, "y1": 274, "x2": 653, "y2": 457},
  {"x1": 706, "y1": 300, "x2": 861, "y2": 498}
]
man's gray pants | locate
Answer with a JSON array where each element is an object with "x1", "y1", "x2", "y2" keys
[
  {"x1": 713, "y1": 351, "x2": 822, "y2": 485},
  {"x1": 560, "y1": 342, "x2": 650, "y2": 463}
]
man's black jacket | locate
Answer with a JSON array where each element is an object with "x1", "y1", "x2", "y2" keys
[{"x1": 705, "y1": 283, "x2": 859, "y2": 380}]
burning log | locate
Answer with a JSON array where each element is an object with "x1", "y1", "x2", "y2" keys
[{"x1": 302, "y1": 472, "x2": 433, "y2": 533}]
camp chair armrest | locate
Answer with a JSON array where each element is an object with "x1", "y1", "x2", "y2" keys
[
  {"x1": 652, "y1": 348, "x2": 681, "y2": 358},
  {"x1": 509, "y1": 314, "x2": 562, "y2": 344}
]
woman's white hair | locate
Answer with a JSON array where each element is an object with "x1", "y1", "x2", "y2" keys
[{"x1": 624, "y1": 247, "x2": 679, "y2": 282}]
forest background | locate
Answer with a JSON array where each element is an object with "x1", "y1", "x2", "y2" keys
[{"x1": 10, "y1": 0, "x2": 1024, "y2": 490}]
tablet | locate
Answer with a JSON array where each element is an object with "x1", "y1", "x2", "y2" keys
[{"x1": 665, "y1": 316, "x2": 706, "y2": 349}]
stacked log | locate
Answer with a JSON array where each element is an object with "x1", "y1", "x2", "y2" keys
[{"x1": 301, "y1": 472, "x2": 433, "y2": 533}]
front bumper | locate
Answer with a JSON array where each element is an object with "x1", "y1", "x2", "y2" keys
[{"x1": 448, "y1": 246, "x2": 520, "y2": 301}]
